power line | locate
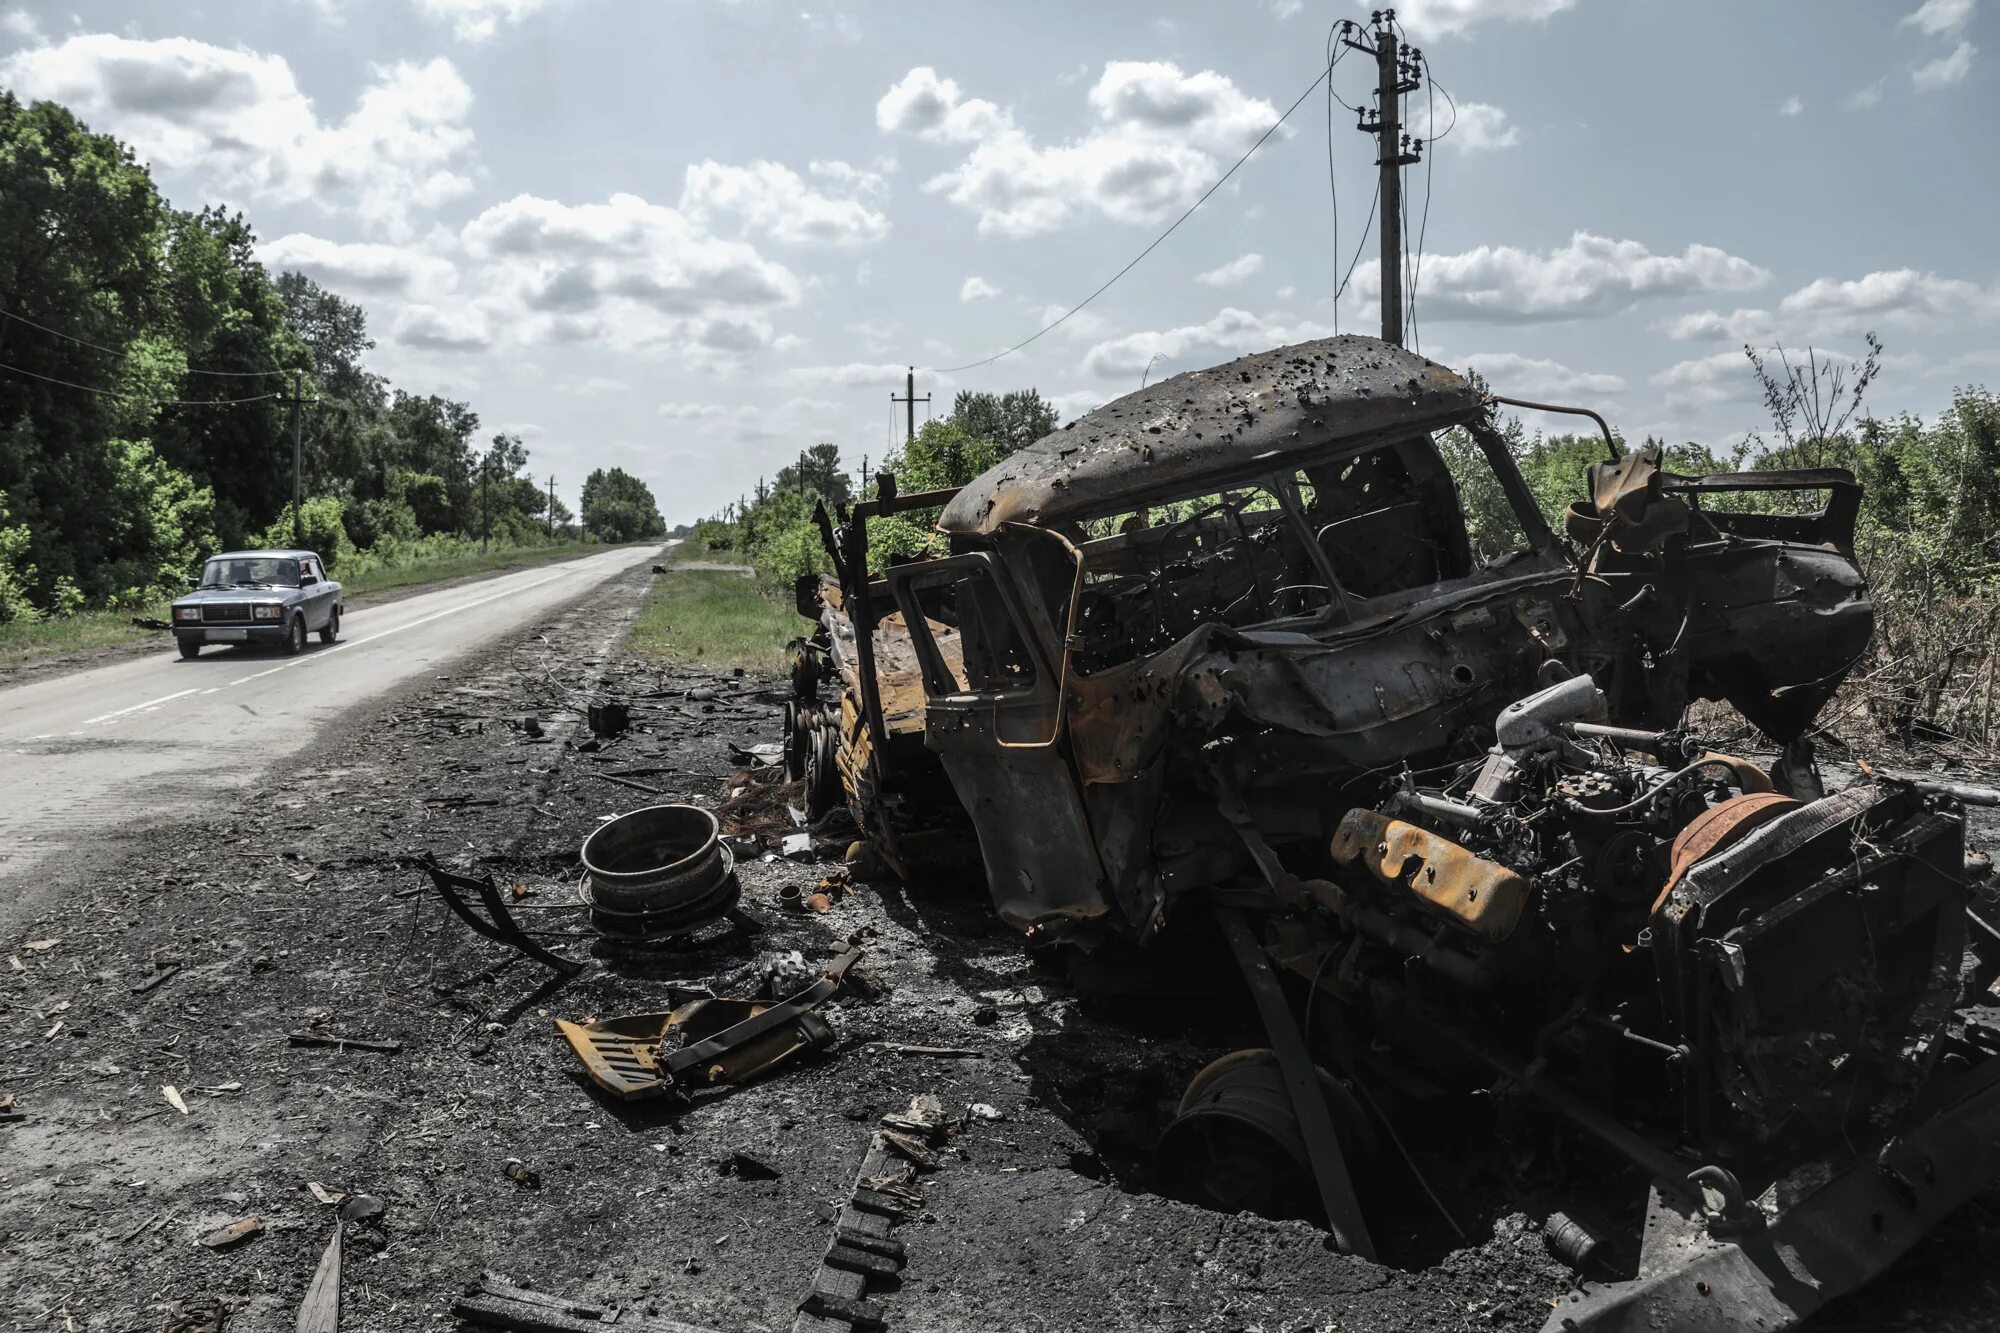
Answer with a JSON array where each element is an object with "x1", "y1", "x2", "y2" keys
[
  {"x1": 0, "y1": 358, "x2": 282, "y2": 405},
  {"x1": 0, "y1": 305, "x2": 292, "y2": 378},
  {"x1": 930, "y1": 57, "x2": 1333, "y2": 375}
]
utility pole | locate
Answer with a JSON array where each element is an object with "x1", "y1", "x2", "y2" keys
[
  {"x1": 289, "y1": 369, "x2": 305, "y2": 548},
  {"x1": 1344, "y1": 11, "x2": 1424, "y2": 347},
  {"x1": 480, "y1": 460, "x2": 490, "y2": 555},
  {"x1": 547, "y1": 474, "x2": 556, "y2": 540},
  {"x1": 891, "y1": 366, "x2": 930, "y2": 443}
]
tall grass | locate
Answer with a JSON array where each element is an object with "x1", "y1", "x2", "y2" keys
[{"x1": 626, "y1": 568, "x2": 797, "y2": 676}]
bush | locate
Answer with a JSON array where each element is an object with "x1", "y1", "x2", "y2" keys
[
  {"x1": 251, "y1": 495, "x2": 351, "y2": 569},
  {"x1": 0, "y1": 498, "x2": 38, "y2": 624}
]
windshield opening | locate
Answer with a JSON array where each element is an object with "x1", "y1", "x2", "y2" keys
[
  {"x1": 1066, "y1": 481, "x2": 1337, "y2": 673},
  {"x1": 200, "y1": 557, "x2": 301, "y2": 589}
]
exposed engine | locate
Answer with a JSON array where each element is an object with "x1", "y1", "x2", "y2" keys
[{"x1": 1326, "y1": 674, "x2": 1971, "y2": 1157}]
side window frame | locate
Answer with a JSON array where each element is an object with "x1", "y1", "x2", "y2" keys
[{"x1": 886, "y1": 551, "x2": 1052, "y2": 700}]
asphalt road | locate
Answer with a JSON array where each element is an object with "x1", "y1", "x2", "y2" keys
[{"x1": 0, "y1": 542, "x2": 665, "y2": 896}]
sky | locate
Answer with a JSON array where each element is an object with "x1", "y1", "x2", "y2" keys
[{"x1": 2, "y1": 0, "x2": 1995, "y2": 526}]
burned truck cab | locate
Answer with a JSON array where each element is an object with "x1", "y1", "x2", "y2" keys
[
  {"x1": 883, "y1": 337, "x2": 1869, "y2": 945},
  {"x1": 805, "y1": 336, "x2": 2000, "y2": 1328}
]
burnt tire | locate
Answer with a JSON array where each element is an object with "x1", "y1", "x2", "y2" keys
[
  {"x1": 319, "y1": 608, "x2": 340, "y2": 644},
  {"x1": 804, "y1": 724, "x2": 841, "y2": 822},
  {"x1": 283, "y1": 614, "x2": 306, "y2": 656},
  {"x1": 1155, "y1": 1049, "x2": 1378, "y2": 1226},
  {"x1": 178, "y1": 640, "x2": 201, "y2": 660}
]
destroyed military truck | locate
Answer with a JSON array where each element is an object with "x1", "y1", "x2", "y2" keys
[{"x1": 791, "y1": 335, "x2": 2000, "y2": 1329}]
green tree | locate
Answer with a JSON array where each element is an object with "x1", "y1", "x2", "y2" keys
[
  {"x1": 581, "y1": 467, "x2": 666, "y2": 542},
  {"x1": 773, "y1": 443, "x2": 853, "y2": 507},
  {"x1": 950, "y1": 388, "x2": 1057, "y2": 457}
]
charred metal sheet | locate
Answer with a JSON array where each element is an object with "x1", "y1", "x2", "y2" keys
[
  {"x1": 939, "y1": 335, "x2": 1480, "y2": 536},
  {"x1": 556, "y1": 944, "x2": 859, "y2": 1100},
  {"x1": 1542, "y1": 1056, "x2": 2000, "y2": 1332},
  {"x1": 1331, "y1": 808, "x2": 1534, "y2": 941}
]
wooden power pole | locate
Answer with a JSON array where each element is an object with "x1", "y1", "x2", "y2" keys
[
  {"x1": 289, "y1": 370, "x2": 305, "y2": 547},
  {"x1": 1343, "y1": 11, "x2": 1424, "y2": 347},
  {"x1": 891, "y1": 367, "x2": 930, "y2": 443},
  {"x1": 547, "y1": 474, "x2": 556, "y2": 539}
]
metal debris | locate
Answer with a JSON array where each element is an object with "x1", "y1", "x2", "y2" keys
[
  {"x1": 198, "y1": 1216, "x2": 263, "y2": 1248},
  {"x1": 419, "y1": 854, "x2": 584, "y2": 975},
  {"x1": 556, "y1": 944, "x2": 861, "y2": 1101},
  {"x1": 453, "y1": 1276, "x2": 720, "y2": 1333},
  {"x1": 579, "y1": 804, "x2": 741, "y2": 943},
  {"x1": 791, "y1": 1094, "x2": 940, "y2": 1333}
]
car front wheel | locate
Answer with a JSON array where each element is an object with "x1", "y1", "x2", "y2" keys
[
  {"x1": 178, "y1": 640, "x2": 201, "y2": 660},
  {"x1": 319, "y1": 608, "x2": 340, "y2": 644},
  {"x1": 283, "y1": 614, "x2": 306, "y2": 656}
]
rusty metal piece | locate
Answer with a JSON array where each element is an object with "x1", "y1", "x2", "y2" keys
[
  {"x1": 1331, "y1": 808, "x2": 1534, "y2": 942},
  {"x1": 555, "y1": 945, "x2": 860, "y2": 1101},
  {"x1": 1644, "y1": 791, "x2": 1799, "y2": 921},
  {"x1": 199, "y1": 1216, "x2": 263, "y2": 1248},
  {"x1": 455, "y1": 1277, "x2": 720, "y2": 1333},
  {"x1": 580, "y1": 805, "x2": 740, "y2": 942}
]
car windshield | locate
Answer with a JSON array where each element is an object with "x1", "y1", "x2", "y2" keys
[{"x1": 200, "y1": 557, "x2": 299, "y2": 589}]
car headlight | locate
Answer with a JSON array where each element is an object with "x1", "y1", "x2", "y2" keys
[
  {"x1": 253, "y1": 604, "x2": 282, "y2": 620},
  {"x1": 174, "y1": 606, "x2": 202, "y2": 622}
]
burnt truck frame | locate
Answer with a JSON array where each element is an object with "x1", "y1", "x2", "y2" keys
[{"x1": 794, "y1": 336, "x2": 2000, "y2": 1329}]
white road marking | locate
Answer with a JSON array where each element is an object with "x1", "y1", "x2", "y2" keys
[{"x1": 81, "y1": 687, "x2": 202, "y2": 726}]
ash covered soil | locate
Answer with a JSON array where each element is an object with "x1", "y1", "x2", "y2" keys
[{"x1": 3, "y1": 561, "x2": 1997, "y2": 1332}]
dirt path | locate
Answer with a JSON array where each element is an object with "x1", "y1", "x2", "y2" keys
[{"x1": 2, "y1": 562, "x2": 1994, "y2": 1332}]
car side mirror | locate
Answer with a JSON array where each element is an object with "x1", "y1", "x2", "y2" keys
[
  {"x1": 300, "y1": 574, "x2": 318, "y2": 586},
  {"x1": 188, "y1": 574, "x2": 201, "y2": 589}
]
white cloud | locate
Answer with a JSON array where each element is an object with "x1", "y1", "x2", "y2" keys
[
  {"x1": 1847, "y1": 78, "x2": 1887, "y2": 109},
  {"x1": 413, "y1": 0, "x2": 555, "y2": 41},
  {"x1": 1900, "y1": 0, "x2": 1975, "y2": 36},
  {"x1": 681, "y1": 159, "x2": 889, "y2": 248},
  {"x1": 1912, "y1": 40, "x2": 1976, "y2": 91},
  {"x1": 1779, "y1": 95, "x2": 1804, "y2": 117},
  {"x1": 392, "y1": 302, "x2": 495, "y2": 352},
  {"x1": 1654, "y1": 345, "x2": 1872, "y2": 412},
  {"x1": 462, "y1": 192, "x2": 799, "y2": 315},
  {"x1": 0, "y1": 36, "x2": 475, "y2": 237},
  {"x1": 1357, "y1": 231, "x2": 1769, "y2": 325},
  {"x1": 657, "y1": 402, "x2": 733, "y2": 421},
  {"x1": 879, "y1": 60, "x2": 1281, "y2": 237},
  {"x1": 1, "y1": 8, "x2": 39, "y2": 41},
  {"x1": 1080, "y1": 307, "x2": 1331, "y2": 379},
  {"x1": 1659, "y1": 307, "x2": 1778, "y2": 343},
  {"x1": 959, "y1": 275, "x2": 1000, "y2": 302},
  {"x1": 1426, "y1": 100, "x2": 1520, "y2": 152},
  {"x1": 1049, "y1": 388, "x2": 1108, "y2": 422},
  {"x1": 1270, "y1": 0, "x2": 1305, "y2": 15},
  {"x1": 875, "y1": 66, "x2": 1011, "y2": 143},
  {"x1": 398, "y1": 192, "x2": 807, "y2": 361},
  {"x1": 786, "y1": 362, "x2": 925, "y2": 390},
  {"x1": 1779, "y1": 268, "x2": 2000, "y2": 332},
  {"x1": 1394, "y1": 0, "x2": 1579, "y2": 38},
  {"x1": 1196, "y1": 253, "x2": 1265, "y2": 287},
  {"x1": 260, "y1": 233, "x2": 458, "y2": 300},
  {"x1": 1458, "y1": 352, "x2": 1624, "y2": 397},
  {"x1": 1651, "y1": 350, "x2": 1758, "y2": 409}
]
